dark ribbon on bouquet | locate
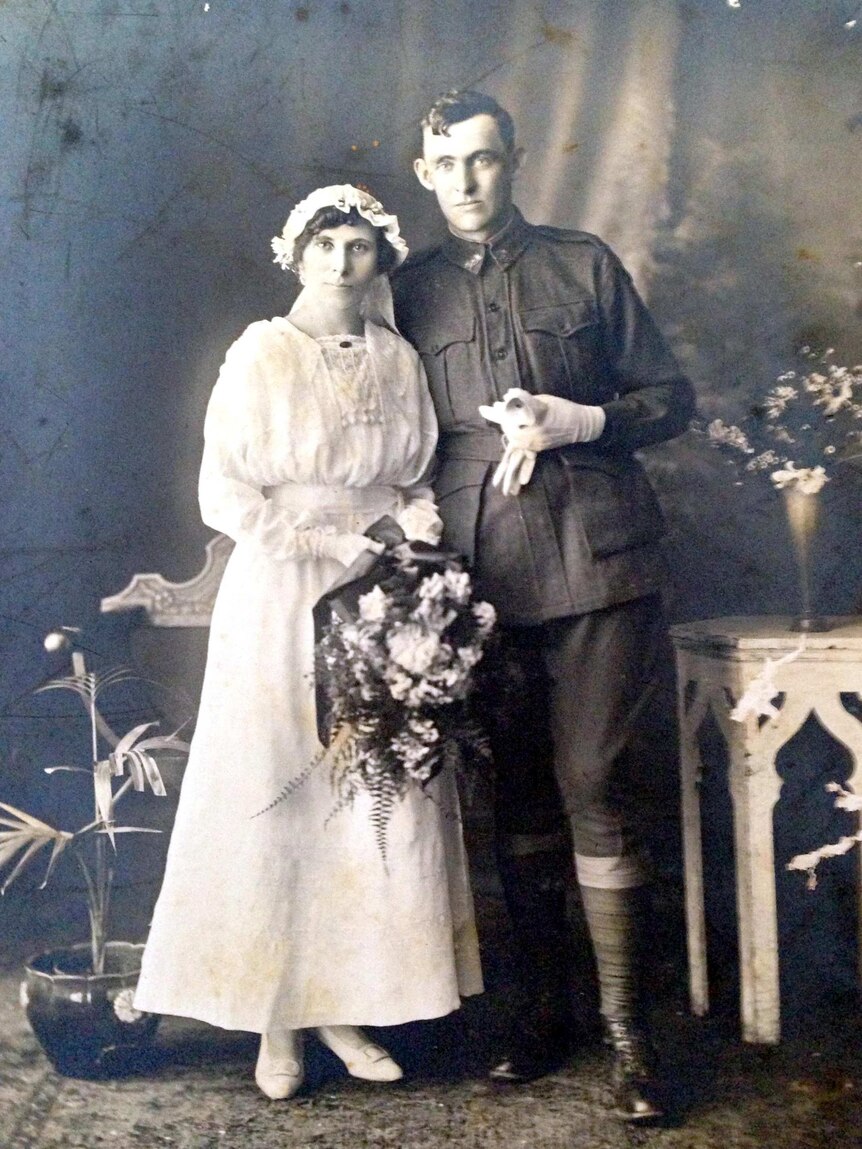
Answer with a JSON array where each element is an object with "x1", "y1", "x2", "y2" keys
[{"x1": 312, "y1": 515, "x2": 464, "y2": 747}]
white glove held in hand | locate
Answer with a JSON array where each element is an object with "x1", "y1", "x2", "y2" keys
[
  {"x1": 316, "y1": 531, "x2": 385, "y2": 568},
  {"x1": 479, "y1": 388, "x2": 606, "y2": 496}
]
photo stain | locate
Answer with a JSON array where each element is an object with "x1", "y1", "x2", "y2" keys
[
  {"x1": 295, "y1": 5, "x2": 310, "y2": 20},
  {"x1": 541, "y1": 21, "x2": 577, "y2": 47},
  {"x1": 39, "y1": 72, "x2": 69, "y2": 103},
  {"x1": 60, "y1": 119, "x2": 83, "y2": 147}
]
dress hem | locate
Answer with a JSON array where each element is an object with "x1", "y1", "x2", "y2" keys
[{"x1": 132, "y1": 985, "x2": 484, "y2": 1034}]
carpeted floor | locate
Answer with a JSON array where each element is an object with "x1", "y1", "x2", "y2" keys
[{"x1": 1, "y1": 877, "x2": 860, "y2": 1149}]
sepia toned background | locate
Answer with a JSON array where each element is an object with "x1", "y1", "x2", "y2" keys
[{"x1": 2, "y1": 0, "x2": 861, "y2": 1044}]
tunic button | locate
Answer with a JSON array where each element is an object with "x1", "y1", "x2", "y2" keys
[
  {"x1": 494, "y1": 347, "x2": 508, "y2": 360},
  {"x1": 487, "y1": 301, "x2": 499, "y2": 312}
]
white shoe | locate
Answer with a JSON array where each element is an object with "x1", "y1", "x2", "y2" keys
[
  {"x1": 315, "y1": 1025, "x2": 403, "y2": 1082},
  {"x1": 255, "y1": 1031, "x2": 305, "y2": 1100}
]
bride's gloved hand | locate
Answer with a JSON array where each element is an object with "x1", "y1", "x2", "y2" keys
[
  {"x1": 479, "y1": 388, "x2": 606, "y2": 496},
  {"x1": 316, "y1": 532, "x2": 385, "y2": 568}
]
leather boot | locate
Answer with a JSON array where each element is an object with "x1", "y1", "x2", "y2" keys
[
  {"x1": 489, "y1": 845, "x2": 574, "y2": 1083},
  {"x1": 602, "y1": 1016, "x2": 665, "y2": 1123}
]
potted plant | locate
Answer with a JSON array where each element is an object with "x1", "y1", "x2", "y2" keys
[{"x1": 1, "y1": 629, "x2": 189, "y2": 1078}]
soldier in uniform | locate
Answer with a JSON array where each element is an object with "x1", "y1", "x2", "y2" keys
[{"x1": 392, "y1": 89, "x2": 695, "y2": 1123}]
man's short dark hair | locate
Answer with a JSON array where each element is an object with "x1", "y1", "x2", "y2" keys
[{"x1": 421, "y1": 90, "x2": 516, "y2": 153}]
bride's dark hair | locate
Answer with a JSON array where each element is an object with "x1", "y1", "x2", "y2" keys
[{"x1": 293, "y1": 206, "x2": 400, "y2": 275}]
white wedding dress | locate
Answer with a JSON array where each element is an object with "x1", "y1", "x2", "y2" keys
[{"x1": 134, "y1": 316, "x2": 483, "y2": 1032}]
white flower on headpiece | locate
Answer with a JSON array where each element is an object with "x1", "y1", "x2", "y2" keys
[{"x1": 271, "y1": 184, "x2": 409, "y2": 271}]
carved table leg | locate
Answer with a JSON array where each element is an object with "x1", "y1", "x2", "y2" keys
[
  {"x1": 678, "y1": 669, "x2": 710, "y2": 1016},
  {"x1": 727, "y1": 725, "x2": 783, "y2": 1043}
]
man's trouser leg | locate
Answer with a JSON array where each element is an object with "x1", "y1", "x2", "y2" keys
[
  {"x1": 485, "y1": 626, "x2": 574, "y2": 1079},
  {"x1": 545, "y1": 596, "x2": 667, "y2": 1120}
]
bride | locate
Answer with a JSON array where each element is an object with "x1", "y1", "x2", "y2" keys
[{"x1": 134, "y1": 185, "x2": 483, "y2": 1099}]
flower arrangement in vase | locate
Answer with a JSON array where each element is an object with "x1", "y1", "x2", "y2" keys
[
  {"x1": 0, "y1": 629, "x2": 189, "y2": 1076},
  {"x1": 703, "y1": 348, "x2": 862, "y2": 630}
]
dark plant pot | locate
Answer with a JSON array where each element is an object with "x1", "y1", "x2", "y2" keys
[{"x1": 21, "y1": 941, "x2": 159, "y2": 1078}]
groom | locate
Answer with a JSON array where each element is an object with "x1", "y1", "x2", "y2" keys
[{"x1": 392, "y1": 90, "x2": 694, "y2": 1122}]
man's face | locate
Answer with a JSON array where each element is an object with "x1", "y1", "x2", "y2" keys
[{"x1": 414, "y1": 113, "x2": 521, "y2": 243}]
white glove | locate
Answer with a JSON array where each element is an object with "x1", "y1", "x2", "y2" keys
[
  {"x1": 479, "y1": 389, "x2": 606, "y2": 496},
  {"x1": 316, "y1": 531, "x2": 385, "y2": 568},
  {"x1": 396, "y1": 498, "x2": 444, "y2": 545}
]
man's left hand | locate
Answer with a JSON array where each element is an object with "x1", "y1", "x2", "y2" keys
[{"x1": 479, "y1": 389, "x2": 606, "y2": 495}]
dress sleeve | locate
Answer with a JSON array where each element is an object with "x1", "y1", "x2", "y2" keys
[
  {"x1": 394, "y1": 352, "x2": 444, "y2": 544},
  {"x1": 596, "y1": 246, "x2": 696, "y2": 453},
  {"x1": 198, "y1": 331, "x2": 335, "y2": 561}
]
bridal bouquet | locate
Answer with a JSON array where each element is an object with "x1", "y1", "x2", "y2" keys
[
  {"x1": 260, "y1": 538, "x2": 496, "y2": 858},
  {"x1": 704, "y1": 349, "x2": 862, "y2": 493}
]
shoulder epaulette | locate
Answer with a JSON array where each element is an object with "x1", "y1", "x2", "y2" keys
[{"x1": 532, "y1": 224, "x2": 607, "y2": 250}]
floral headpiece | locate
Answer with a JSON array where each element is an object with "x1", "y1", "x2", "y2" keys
[{"x1": 271, "y1": 184, "x2": 409, "y2": 272}]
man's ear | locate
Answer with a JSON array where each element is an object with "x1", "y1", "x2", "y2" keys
[
  {"x1": 510, "y1": 146, "x2": 525, "y2": 176},
  {"x1": 413, "y1": 157, "x2": 434, "y2": 191}
]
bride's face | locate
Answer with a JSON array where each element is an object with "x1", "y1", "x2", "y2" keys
[{"x1": 298, "y1": 221, "x2": 379, "y2": 302}]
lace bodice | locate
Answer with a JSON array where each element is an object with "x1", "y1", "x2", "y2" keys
[{"x1": 314, "y1": 334, "x2": 383, "y2": 427}]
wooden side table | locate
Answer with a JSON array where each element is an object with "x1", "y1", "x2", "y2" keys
[{"x1": 669, "y1": 616, "x2": 862, "y2": 1043}]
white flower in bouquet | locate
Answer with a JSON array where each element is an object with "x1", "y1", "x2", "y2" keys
[
  {"x1": 443, "y1": 569, "x2": 472, "y2": 604},
  {"x1": 457, "y1": 645, "x2": 483, "y2": 670},
  {"x1": 358, "y1": 585, "x2": 390, "y2": 622},
  {"x1": 384, "y1": 669, "x2": 414, "y2": 702},
  {"x1": 390, "y1": 717, "x2": 443, "y2": 782},
  {"x1": 387, "y1": 624, "x2": 442, "y2": 675},
  {"x1": 404, "y1": 677, "x2": 448, "y2": 708},
  {"x1": 418, "y1": 569, "x2": 467, "y2": 604},
  {"x1": 413, "y1": 594, "x2": 458, "y2": 628}
]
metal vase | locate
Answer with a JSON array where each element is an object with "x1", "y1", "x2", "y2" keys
[{"x1": 782, "y1": 486, "x2": 831, "y2": 632}]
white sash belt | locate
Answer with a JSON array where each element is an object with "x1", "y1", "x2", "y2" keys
[{"x1": 263, "y1": 483, "x2": 404, "y2": 518}]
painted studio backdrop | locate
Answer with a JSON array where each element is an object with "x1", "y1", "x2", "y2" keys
[{"x1": 1, "y1": 0, "x2": 861, "y2": 1006}]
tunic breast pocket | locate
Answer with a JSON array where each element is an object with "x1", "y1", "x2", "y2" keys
[
  {"x1": 518, "y1": 299, "x2": 604, "y2": 401},
  {"x1": 412, "y1": 317, "x2": 478, "y2": 426}
]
